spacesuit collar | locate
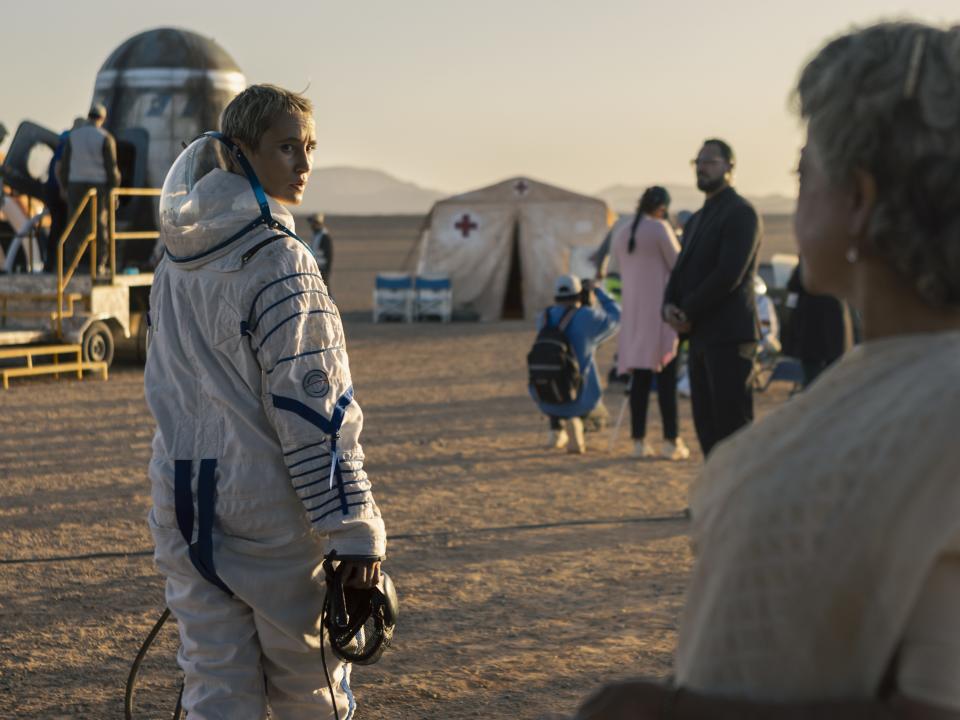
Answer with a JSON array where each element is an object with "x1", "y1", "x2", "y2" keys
[{"x1": 164, "y1": 132, "x2": 306, "y2": 265}]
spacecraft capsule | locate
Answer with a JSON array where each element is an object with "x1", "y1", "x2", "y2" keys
[
  {"x1": 0, "y1": 27, "x2": 248, "y2": 271},
  {"x1": 93, "y1": 27, "x2": 247, "y2": 192}
]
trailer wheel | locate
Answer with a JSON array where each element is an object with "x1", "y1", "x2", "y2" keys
[{"x1": 83, "y1": 321, "x2": 115, "y2": 367}]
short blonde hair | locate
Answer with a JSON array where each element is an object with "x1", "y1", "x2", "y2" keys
[
  {"x1": 221, "y1": 84, "x2": 313, "y2": 151},
  {"x1": 796, "y1": 22, "x2": 960, "y2": 307}
]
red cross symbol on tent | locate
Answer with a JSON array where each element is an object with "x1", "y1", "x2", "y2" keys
[
  {"x1": 454, "y1": 213, "x2": 478, "y2": 238},
  {"x1": 513, "y1": 179, "x2": 529, "y2": 196}
]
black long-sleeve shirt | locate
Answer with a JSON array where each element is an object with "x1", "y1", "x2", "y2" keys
[
  {"x1": 664, "y1": 186, "x2": 761, "y2": 347},
  {"x1": 785, "y1": 265, "x2": 852, "y2": 362}
]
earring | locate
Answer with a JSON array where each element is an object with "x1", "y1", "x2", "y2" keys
[{"x1": 845, "y1": 246, "x2": 859, "y2": 264}]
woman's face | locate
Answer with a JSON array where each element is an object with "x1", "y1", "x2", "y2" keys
[
  {"x1": 240, "y1": 110, "x2": 316, "y2": 206},
  {"x1": 794, "y1": 136, "x2": 853, "y2": 298}
]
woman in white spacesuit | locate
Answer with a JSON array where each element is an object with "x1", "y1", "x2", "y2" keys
[{"x1": 145, "y1": 85, "x2": 386, "y2": 720}]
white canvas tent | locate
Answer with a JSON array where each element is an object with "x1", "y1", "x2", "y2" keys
[{"x1": 415, "y1": 177, "x2": 614, "y2": 321}]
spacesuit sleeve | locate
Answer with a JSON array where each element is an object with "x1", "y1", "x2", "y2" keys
[{"x1": 244, "y1": 242, "x2": 386, "y2": 558}]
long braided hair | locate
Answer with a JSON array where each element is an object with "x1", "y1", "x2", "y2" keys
[{"x1": 627, "y1": 185, "x2": 671, "y2": 253}]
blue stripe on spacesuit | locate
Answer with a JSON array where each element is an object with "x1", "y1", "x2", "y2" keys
[
  {"x1": 287, "y1": 450, "x2": 330, "y2": 470},
  {"x1": 271, "y1": 394, "x2": 336, "y2": 434},
  {"x1": 292, "y1": 467, "x2": 360, "y2": 489},
  {"x1": 252, "y1": 308, "x2": 337, "y2": 355},
  {"x1": 250, "y1": 290, "x2": 332, "y2": 333},
  {"x1": 342, "y1": 666, "x2": 356, "y2": 720},
  {"x1": 193, "y1": 459, "x2": 231, "y2": 593},
  {"x1": 296, "y1": 475, "x2": 362, "y2": 495},
  {"x1": 302, "y1": 486, "x2": 366, "y2": 507},
  {"x1": 272, "y1": 390, "x2": 355, "y2": 515},
  {"x1": 294, "y1": 479, "x2": 324, "y2": 493},
  {"x1": 287, "y1": 452, "x2": 331, "y2": 470},
  {"x1": 266, "y1": 346, "x2": 345, "y2": 375},
  {"x1": 327, "y1": 392, "x2": 354, "y2": 514},
  {"x1": 173, "y1": 459, "x2": 232, "y2": 595},
  {"x1": 283, "y1": 439, "x2": 326, "y2": 457},
  {"x1": 174, "y1": 460, "x2": 194, "y2": 544},
  {"x1": 304, "y1": 488, "x2": 367, "y2": 509},
  {"x1": 329, "y1": 389, "x2": 353, "y2": 429},
  {"x1": 248, "y1": 272, "x2": 327, "y2": 322},
  {"x1": 290, "y1": 461, "x2": 332, "y2": 479},
  {"x1": 313, "y1": 501, "x2": 372, "y2": 522},
  {"x1": 307, "y1": 490, "x2": 370, "y2": 522},
  {"x1": 293, "y1": 473, "x2": 334, "y2": 491}
]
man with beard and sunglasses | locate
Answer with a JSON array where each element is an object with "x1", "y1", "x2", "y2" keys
[{"x1": 662, "y1": 138, "x2": 761, "y2": 457}]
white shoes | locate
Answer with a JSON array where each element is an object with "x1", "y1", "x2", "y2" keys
[
  {"x1": 565, "y1": 417, "x2": 586, "y2": 454},
  {"x1": 546, "y1": 428, "x2": 569, "y2": 449},
  {"x1": 632, "y1": 437, "x2": 690, "y2": 460},
  {"x1": 632, "y1": 439, "x2": 656, "y2": 458},
  {"x1": 662, "y1": 437, "x2": 691, "y2": 461}
]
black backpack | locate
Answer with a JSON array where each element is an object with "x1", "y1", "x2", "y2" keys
[{"x1": 527, "y1": 306, "x2": 582, "y2": 404}]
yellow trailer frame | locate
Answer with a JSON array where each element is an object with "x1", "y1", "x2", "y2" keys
[
  {"x1": 0, "y1": 186, "x2": 159, "y2": 387},
  {"x1": 55, "y1": 187, "x2": 162, "y2": 338},
  {"x1": 0, "y1": 344, "x2": 107, "y2": 389}
]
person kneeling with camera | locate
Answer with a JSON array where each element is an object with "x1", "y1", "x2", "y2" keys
[{"x1": 528, "y1": 274, "x2": 620, "y2": 454}]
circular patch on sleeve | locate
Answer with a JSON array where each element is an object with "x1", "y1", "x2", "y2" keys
[{"x1": 302, "y1": 369, "x2": 331, "y2": 398}]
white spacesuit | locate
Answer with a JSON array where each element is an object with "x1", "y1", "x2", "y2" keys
[{"x1": 145, "y1": 135, "x2": 386, "y2": 720}]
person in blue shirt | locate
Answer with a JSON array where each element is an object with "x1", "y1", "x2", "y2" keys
[{"x1": 531, "y1": 273, "x2": 621, "y2": 453}]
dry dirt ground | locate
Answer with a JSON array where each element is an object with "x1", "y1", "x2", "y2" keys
[{"x1": 0, "y1": 215, "x2": 795, "y2": 719}]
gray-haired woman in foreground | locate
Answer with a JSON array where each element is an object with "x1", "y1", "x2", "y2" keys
[{"x1": 574, "y1": 21, "x2": 960, "y2": 720}]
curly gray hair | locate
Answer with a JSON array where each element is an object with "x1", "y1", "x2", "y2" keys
[{"x1": 796, "y1": 22, "x2": 960, "y2": 307}]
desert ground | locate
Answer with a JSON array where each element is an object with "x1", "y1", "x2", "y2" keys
[{"x1": 0, "y1": 215, "x2": 796, "y2": 719}]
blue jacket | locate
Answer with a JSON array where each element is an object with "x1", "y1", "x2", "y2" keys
[
  {"x1": 44, "y1": 131, "x2": 70, "y2": 194},
  {"x1": 530, "y1": 287, "x2": 620, "y2": 418}
]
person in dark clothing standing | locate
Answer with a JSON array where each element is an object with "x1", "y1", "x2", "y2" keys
[
  {"x1": 663, "y1": 138, "x2": 761, "y2": 457},
  {"x1": 308, "y1": 212, "x2": 334, "y2": 288},
  {"x1": 785, "y1": 263, "x2": 853, "y2": 387},
  {"x1": 42, "y1": 128, "x2": 71, "y2": 273}
]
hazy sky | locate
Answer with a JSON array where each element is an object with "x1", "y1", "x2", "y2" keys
[{"x1": 2, "y1": 1, "x2": 957, "y2": 200}]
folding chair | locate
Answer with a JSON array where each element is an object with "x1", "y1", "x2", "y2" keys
[
  {"x1": 372, "y1": 273, "x2": 414, "y2": 322},
  {"x1": 757, "y1": 356, "x2": 804, "y2": 394},
  {"x1": 414, "y1": 274, "x2": 452, "y2": 322}
]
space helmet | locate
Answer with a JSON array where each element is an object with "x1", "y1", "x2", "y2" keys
[
  {"x1": 158, "y1": 131, "x2": 304, "y2": 263},
  {"x1": 321, "y1": 554, "x2": 398, "y2": 666}
]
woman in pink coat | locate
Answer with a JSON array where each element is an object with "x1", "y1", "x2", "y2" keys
[{"x1": 611, "y1": 186, "x2": 690, "y2": 460}]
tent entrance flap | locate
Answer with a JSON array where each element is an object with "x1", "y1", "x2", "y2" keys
[{"x1": 502, "y1": 221, "x2": 524, "y2": 319}]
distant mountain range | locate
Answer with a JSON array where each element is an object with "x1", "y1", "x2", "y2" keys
[
  {"x1": 595, "y1": 184, "x2": 797, "y2": 216},
  {"x1": 302, "y1": 167, "x2": 797, "y2": 216},
  {"x1": 303, "y1": 167, "x2": 445, "y2": 215}
]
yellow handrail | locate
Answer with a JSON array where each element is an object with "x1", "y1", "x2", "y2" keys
[
  {"x1": 53, "y1": 187, "x2": 161, "y2": 339},
  {"x1": 107, "y1": 187, "x2": 162, "y2": 278},
  {"x1": 56, "y1": 189, "x2": 97, "y2": 338}
]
